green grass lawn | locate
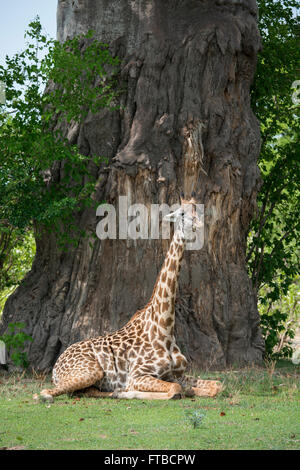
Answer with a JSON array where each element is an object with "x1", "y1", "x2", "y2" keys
[{"x1": 0, "y1": 361, "x2": 299, "y2": 450}]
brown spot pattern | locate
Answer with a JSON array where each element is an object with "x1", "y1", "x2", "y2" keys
[{"x1": 46, "y1": 218, "x2": 191, "y2": 400}]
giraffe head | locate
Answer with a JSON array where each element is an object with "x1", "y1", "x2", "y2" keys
[{"x1": 164, "y1": 192, "x2": 203, "y2": 239}]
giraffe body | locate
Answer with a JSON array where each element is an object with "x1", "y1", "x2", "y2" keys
[
  {"x1": 50, "y1": 307, "x2": 186, "y2": 396},
  {"x1": 40, "y1": 198, "x2": 222, "y2": 401}
]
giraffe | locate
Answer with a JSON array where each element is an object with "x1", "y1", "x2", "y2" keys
[{"x1": 38, "y1": 195, "x2": 222, "y2": 402}]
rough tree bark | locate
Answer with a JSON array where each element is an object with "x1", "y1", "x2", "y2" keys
[{"x1": 1, "y1": 0, "x2": 265, "y2": 370}]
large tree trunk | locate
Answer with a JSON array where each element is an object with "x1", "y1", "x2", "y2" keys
[{"x1": 1, "y1": 0, "x2": 264, "y2": 370}]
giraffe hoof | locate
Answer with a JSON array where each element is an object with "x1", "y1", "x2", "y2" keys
[
  {"x1": 172, "y1": 393, "x2": 182, "y2": 400},
  {"x1": 183, "y1": 387, "x2": 195, "y2": 398},
  {"x1": 40, "y1": 390, "x2": 54, "y2": 403},
  {"x1": 111, "y1": 389, "x2": 121, "y2": 399}
]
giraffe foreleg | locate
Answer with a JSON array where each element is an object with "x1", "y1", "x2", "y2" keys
[
  {"x1": 112, "y1": 390, "x2": 181, "y2": 400},
  {"x1": 117, "y1": 375, "x2": 182, "y2": 400}
]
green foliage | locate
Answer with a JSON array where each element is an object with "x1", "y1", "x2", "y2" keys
[
  {"x1": 0, "y1": 17, "x2": 119, "y2": 235},
  {"x1": 0, "y1": 17, "x2": 120, "y2": 314},
  {"x1": 260, "y1": 310, "x2": 294, "y2": 360},
  {"x1": 0, "y1": 230, "x2": 35, "y2": 315},
  {"x1": 0, "y1": 322, "x2": 33, "y2": 368},
  {"x1": 248, "y1": 0, "x2": 300, "y2": 357},
  {"x1": 259, "y1": 280, "x2": 300, "y2": 360},
  {"x1": 0, "y1": 286, "x2": 16, "y2": 316},
  {"x1": 0, "y1": 230, "x2": 35, "y2": 291},
  {"x1": 44, "y1": 30, "x2": 120, "y2": 123}
]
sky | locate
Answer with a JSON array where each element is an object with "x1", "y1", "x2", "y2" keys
[{"x1": 0, "y1": 0, "x2": 57, "y2": 65}]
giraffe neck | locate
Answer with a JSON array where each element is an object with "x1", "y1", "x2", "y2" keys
[{"x1": 150, "y1": 228, "x2": 186, "y2": 336}]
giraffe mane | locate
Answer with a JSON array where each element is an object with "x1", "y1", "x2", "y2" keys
[{"x1": 127, "y1": 276, "x2": 160, "y2": 323}]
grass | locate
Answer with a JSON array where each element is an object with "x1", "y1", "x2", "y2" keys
[{"x1": 0, "y1": 361, "x2": 299, "y2": 450}]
